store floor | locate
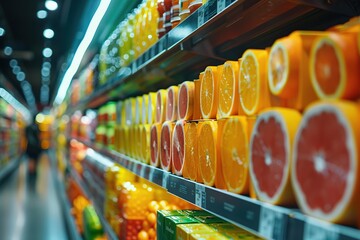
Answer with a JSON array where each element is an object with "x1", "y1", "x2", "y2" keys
[{"x1": 0, "y1": 153, "x2": 68, "y2": 240}]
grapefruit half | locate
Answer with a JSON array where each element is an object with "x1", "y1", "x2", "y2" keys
[
  {"x1": 292, "y1": 101, "x2": 360, "y2": 224},
  {"x1": 160, "y1": 121, "x2": 175, "y2": 172},
  {"x1": 172, "y1": 120, "x2": 186, "y2": 175},
  {"x1": 147, "y1": 92, "x2": 157, "y2": 124},
  {"x1": 166, "y1": 86, "x2": 179, "y2": 121},
  {"x1": 178, "y1": 81, "x2": 195, "y2": 120},
  {"x1": 156, "y1": 89, "x2": 167, "y2": 123},
  {"x1": 150, "y1": 123, "x2": 162, "y2": 167},
  {"x1": 250, "y1": 108, "x2": 301, "y2": 205}
]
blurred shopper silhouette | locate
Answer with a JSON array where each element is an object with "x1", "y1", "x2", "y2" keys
[{"x1": 25, "y1": 116, "x2": 42, "y2": 181}]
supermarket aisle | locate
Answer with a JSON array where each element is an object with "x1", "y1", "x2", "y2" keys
[{"x1": 0, "y1": 153, "x2": 68, "y2": 240}]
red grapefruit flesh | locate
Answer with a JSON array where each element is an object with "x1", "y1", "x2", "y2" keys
[
  {"x1": 156, "y1": 89, "x2": 167, "y2": 123},
  {"x1": 172, "y1": 120, "x2": 185, "y2": 175},
  {"x1": 292, "y1": 101, "x2": 360, "y2": 224},
  {"x1": 150, "y1": 123, "x2": 161, "y2": 167},
  {"x1": 160, "y1": 121, "x2": 174, "y2": 172},
  {"x1": 250, "y1": 108, "x2": 301, "y2": 205},
  {"x1": 166, "y1": 86, "x2": 179, "y2": 121},
  {"x1": 178, "y1": 81, "x2": 195, "y2": 120}
]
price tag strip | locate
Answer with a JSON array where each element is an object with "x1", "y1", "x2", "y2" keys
[
  {"x1": 303, "y1": 219, "x2": 339, "y2": 240},
  {"x1": 259, "y1": 205, "x2": 287, "y2": 240},
  {"x1": 168, "y1": 175, "x2": 196, "y2": 203},
  {"x1": 162, "y1": 171, "x2": 170, "y2": 189}
]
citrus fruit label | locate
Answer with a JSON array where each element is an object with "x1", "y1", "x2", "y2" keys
[
  {"x1": 148, "y1": 92, "x2": 157, "y2": 124},
  {"x1": 310, "y1": 33, "x2": 360, "y2": 100},
  {"x1": 250, "y1": 108, "x2": 301, "y2": 205},
  {"x1": 239, "y1": 49, "x2": 269, "y2": 116},
  {"x1": 156, "y1": 89, "x2": 167, "y2": 123},
  {"x1": 178, "y1": 81, "x2": 195, "y2": 120},
  {"x1": 160, "y1": 121, "x2": 175, "y2": 172},
  {"x1": 166, "y1": 86, "x2": 179, "y2": 121},
  {"x1": 200, "y1": 66, "x2": 222, "y2": 119},
  {"x1": 218, "y1": 61, "x2": 239, "y2": 119},
  {"x1": 172, "y1": 120, "x2": 186, "y2": 175},
  {"x1": 220, "y1": 116, "x2": 249, "y2": 194},
  {"x1": 150, "y1": 123, "x2": 162, "y2": 167},
  {"x1": 198, "y1": 121, "x2": 218, "y2": 186},
  {"x1": 292, "y1": 101, "x2": 359, "y2": 223}
]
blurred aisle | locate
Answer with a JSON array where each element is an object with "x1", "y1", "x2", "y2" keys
[{"x1": 0, "y1": 153, "x2": 67, "y2": 240}]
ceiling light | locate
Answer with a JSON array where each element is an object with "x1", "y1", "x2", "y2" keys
[
  {"x1": 42, "y1": 47, "x2": 53, "y2": 58},
  {"x1": 43, "y1": 62, "x2": 51, "y2": 69},
  {"x1": 0, "y1": 28, "x2": 5, "y2": 36},
  {"x1": 37, "y1": 10, "x2": 47, "y2": 19},
  {"x1": 9, "y1": 59, "x2": 18, "y2": 68},
  {"x1": 54, "y1": 0, "x2": 111, "y2": 105},
  {"x1": 4, "y1": 46, "x2": 12, "y2": 56},
  {"x1": 41, "y1": 68, "x2": 50, "y2": 77},
  {"x1": 45, "y1": 0, "x2": 58, "y2": 11},
  {"x1": 12, "y1": 66, "x2": 20, "y2": 74},
  {"x1": 16, "y1": 72, "x2": 25, "y2": 81},
  {"x1": 43, "y1": 28, "x2": 54, "y2": 39}
]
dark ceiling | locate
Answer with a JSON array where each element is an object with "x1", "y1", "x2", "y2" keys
[{"x1": 0, "y1": 0, "x2": 88, "y2": 111}]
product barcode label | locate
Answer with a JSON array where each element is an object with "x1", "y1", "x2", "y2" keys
[
  {"x1": 162, "y1": 171, "x2": 169, "y2": 189},
  {"x1": 131, "y1": 162, "x2": 137, "y2": 173},
  {"x1": 140, "y1": 165, "x2": 146, "y2": 178},
  {"x1": 195, "y1": 184, "x2": 206, "y2": 208},
  {"x1": 149, "y1": 167, "x2": 155, "y2": 182},
  {"x1": 304, "y1": 220, "x2": 339, "y2": 240},
  {"x1": 259, "y1": 206, "x2": 286, "y2": 239},
  {"x1": 132, "y1": 62, "x2": 137, "y2": 73},
  {"x1": 217, "y1": 0, "x2": 226, "y2": 13},
  {"x1": 198, "y1": 7, "x2": 205, "y2": 27},
  {"x1": 150, "y1": 46, "x2": 156, "y2": 59}
]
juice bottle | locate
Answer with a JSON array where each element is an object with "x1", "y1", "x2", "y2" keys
[
  {"x1": 179, "y1": 0, "x2": 190, "y2": 22},
  {"x1": 171, "y1": 0, "x2": 181, "y2": 28},
  {"x1": 163, "y1": 0, "x2": 172, "y2": 33}
]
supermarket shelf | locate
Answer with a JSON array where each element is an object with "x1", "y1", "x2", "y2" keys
[
  {"x1": 0, "y1": 155, "x2": 21, "y2": 182},
  {"x1": 291, "y1": 0, "x2": 360, "y2": 15},
  {"x1": 70, "y1": 167, "x2": 118, "y2": 240},
  {"x1": 49, "y1": 151, "x2": 82, "y2": 240},
  {"x1": 76, "y1": 138, "x2": 360, "y2": 240},
  {"x1": 64, "y1": 0, "x2": 357, "y2": 114}
]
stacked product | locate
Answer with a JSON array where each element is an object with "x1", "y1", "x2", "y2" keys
[{"x1": 92, "y1": 18, "x2": 360, "y2": 227}]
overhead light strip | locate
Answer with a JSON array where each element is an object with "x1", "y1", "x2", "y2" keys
[
  {"x1": 53, "y1": 0, "x2": 111, "y2": 106},
  {"x1": 0, "y1": 88, "x2": 32, "y2": 122}
]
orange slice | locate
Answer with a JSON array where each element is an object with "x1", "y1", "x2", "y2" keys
[
  {"x1": 292, "y1": 101, "x2": 360, "y2": 224},
  {"x1": 142, "y1": 94, "x2": 149, "y2": 125},
  {"x1": 172, "y1": 120, "x2": 186, "y2": 175},
  {"x1": 250, "y1": 108, "x2": 301, "y2": 205},
  {"x1": 215, "y1": 119, "x2": 228, "y2": 190},
  {"x1": 166, "y1": 86, "x2": 179, "y2": 121},
  {"x1": 160, "y1": 121, "x2": 175, "y2": 171},
  {"x1": 249, "y1": 180, "x2": 257, "y2": 200},
  {"x1": 135, "y1": 96, "x2": 143, "y2": 125},
  {"x1": 220, "y1": 116, "x2": 249, "y2": 194},
  {"x1": 218, "y1": 61, "x2": 239, "y2": 119},
  {"x1": 239, "y1": 49, "x2": 270, "y2": 116},
  {"x1": 150, "y1": 123, "x2": 162, "y2": 167},
  {"x1": 183, "y1": 121, "x2": 199, "y2": 181},
  {"x1": 147, "y1": 92, "x2": 157, "y2": 124},
  {"x1": 310, "y1": 33, "x2": 360, "y2": 100},
  {"x1": 156, "y1": 89, "x2": 167, "y2": 123},
  {"x1": 200, "y1": 66, "x2": 223, "y2": 119},
  {"x1": 193, "y1": 79, "x2": 201, "y2": 120},
  {"x1": 178, "y1": 81, "x2": 195, "y2": 120},
  {"x1": 198, "y1": 120, "x2": 221, "y2": 186},
  {"x1": 268, "y1": 36, "x2": 301, "y2": 98},
  {"x1": 141, "y1": 124, "x2": 151, "y2": 164}
]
